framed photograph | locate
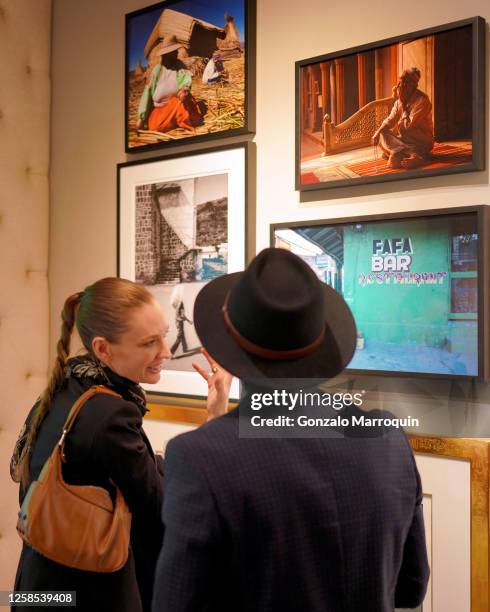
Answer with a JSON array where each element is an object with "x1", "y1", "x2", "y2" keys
[
  {"x1": 409, "y1": 435, "x2": 490, "y2": 612},
  {"x1": 271, "y1": 206, "x2": 489, "y2": 380},
  {"x1": 296, "y1": 17, "x2": 485, "y2": 191},
  {"x1": 118, "y1": 143, "x2": 250, "y2": 399},
  {"x1": 125, "y1": 0, "x2": 255, "y2": 153}
]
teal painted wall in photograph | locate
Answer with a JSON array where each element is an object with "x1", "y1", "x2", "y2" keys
[{"x1": 343, "y1": 219, "x2": 451, "y2": 347}]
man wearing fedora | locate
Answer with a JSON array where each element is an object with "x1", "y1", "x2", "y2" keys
[{"x1": 152, "y1": 248, "x2": 429, "y2": 611}]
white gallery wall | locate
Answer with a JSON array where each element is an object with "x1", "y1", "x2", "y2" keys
[
  {"x1": 49, "y1": 0, "x2": 490, "y2": 347},
  {"x1": 254, "y1": 1, "x2": 490, "y2": 243},
  {"x1": 50, "y1": 0, "x2": 490, "y2": 445}
]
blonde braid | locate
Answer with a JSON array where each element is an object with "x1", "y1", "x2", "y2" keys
[{"x1": 19, "y1": 291, "x2": 83, "y2": 488}]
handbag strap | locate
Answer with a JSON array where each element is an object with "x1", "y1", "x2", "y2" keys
[{"x1": 58, "y1": 385, "x2": 121, "y2": 460}]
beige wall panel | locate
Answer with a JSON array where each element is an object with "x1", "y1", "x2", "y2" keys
[{"x1": 0, "y1": 0, "x2": 51, "y2": 589}]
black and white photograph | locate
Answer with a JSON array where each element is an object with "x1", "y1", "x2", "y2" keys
[
  {"x1": 118, "y1": 144, "x2": 247, "y2": 398},
  {"x1": 135, "y1": 174, "x2": 228, "y2": 372}
]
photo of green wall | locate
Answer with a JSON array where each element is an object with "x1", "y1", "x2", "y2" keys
[{"x1": 274, "y1": 212, "x2": 478, "y2": 376}]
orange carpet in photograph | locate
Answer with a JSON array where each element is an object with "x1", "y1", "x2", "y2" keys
[
  {"x1": 301, "y1": 172, "x2": 321, "y2": 184},
  {"x1": 347, "y1": 143, "x2": 472, "y2": 177}
]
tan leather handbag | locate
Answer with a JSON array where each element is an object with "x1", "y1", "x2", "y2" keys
[{"x1": 17, "y1": 385, "x2": 132, "y2": 572}]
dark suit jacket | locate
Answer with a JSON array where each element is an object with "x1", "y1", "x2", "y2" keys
[{"x1": 152, "y1": 399, "x2": 429, "y2": 612}]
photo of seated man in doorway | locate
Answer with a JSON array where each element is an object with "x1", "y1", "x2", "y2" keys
[{"x1": 299, "y1": 23, "x2": 475, "y2": 186}]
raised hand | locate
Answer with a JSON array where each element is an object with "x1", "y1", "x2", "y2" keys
[{"x1": 192, "y1": 348, "x2": 233, "y2": 421}]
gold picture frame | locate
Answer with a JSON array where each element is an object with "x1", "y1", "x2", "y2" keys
[
  {"x1": 145, "y1": 397, "x2": 238, "y2": 425},
  {"x1": 409, "y1": 435, "x2": 490, "y2": 612}
]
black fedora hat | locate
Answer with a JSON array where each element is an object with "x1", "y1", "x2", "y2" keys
[{"x1": 193, "y1": 248, "x2": 357, "y2": 382}]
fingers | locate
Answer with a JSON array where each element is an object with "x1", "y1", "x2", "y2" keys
[
  {"x1": 194, "y1": 348, "x2": 233, "y2": 388},
  {"x1": 191, "y1": 358, "x2": 221, "y2": 384},
  {"x1": 199, "y1": 347, "x2": 218, "y2": 370},
  {"x1": 192, "y1": 361, "x2": 211, "y2": 382}
]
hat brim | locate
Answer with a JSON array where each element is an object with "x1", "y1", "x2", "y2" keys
[
  {"x1": 156, "y1": 43, "x2": 183, "y2": 56},
  {"x1": 194, "y1": 272, "x2": 357, "y2": 384}
]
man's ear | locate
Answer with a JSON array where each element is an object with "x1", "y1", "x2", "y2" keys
[{"x1": 92, "y1": 336, "x2": 111, "y2": 364}]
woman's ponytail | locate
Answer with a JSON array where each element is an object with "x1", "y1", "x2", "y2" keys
[{"x1": 18, "y1": 291, "x2": 83, "y2": 488}]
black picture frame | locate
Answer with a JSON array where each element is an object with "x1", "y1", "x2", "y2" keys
[
  {"x1": 271, "y1": 206, "x2": 489, "y2": 381},
  {"x1": 117, "y1": 141, "x2": 255, "y2": 402},
  {"x1": 295, "y1": 17, "x2": 485, "y2": 191},
  {"x1": 125, "y1": 0, "x2": 256, "y2": 153}
]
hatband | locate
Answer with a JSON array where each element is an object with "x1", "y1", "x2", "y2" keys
[{"x1": 222, "y1": 293, "x2": 326, "y2": 361}]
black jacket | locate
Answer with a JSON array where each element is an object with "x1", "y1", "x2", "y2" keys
[
  {"x1": 152, "y1": 399, "x2": 429, "y2": 611},
  {"x1": 13, "y1": 370, "x2": 163, "y2": 612}
]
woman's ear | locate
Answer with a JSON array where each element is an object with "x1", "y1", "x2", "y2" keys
[{"x1": 92, "y1": 337, "x2": 111, "y2": 364}]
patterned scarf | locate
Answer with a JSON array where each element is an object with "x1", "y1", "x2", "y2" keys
[
  {"x1": 10, "y1": 355, "x2": 147, "y2": 483},
  {"x1": 65, "y1": 354, "x2": 148, "y2": 414}
]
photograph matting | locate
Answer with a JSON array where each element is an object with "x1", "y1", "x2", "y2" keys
[{"x1": 118, "y1": 145, "x2": 247, "y2": 399}]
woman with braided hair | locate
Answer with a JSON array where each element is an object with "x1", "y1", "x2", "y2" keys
[{"x1": 10, "y1": 277, "x2": 231, "y2": 611}]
